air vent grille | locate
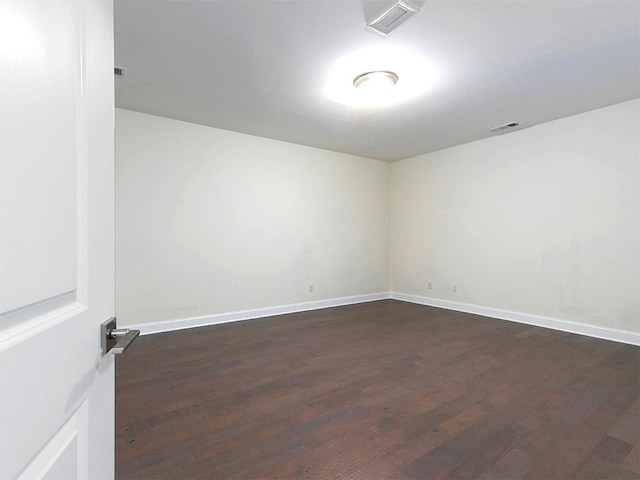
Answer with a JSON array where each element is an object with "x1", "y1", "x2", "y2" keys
[
  {"x1": 114, "y1": 66, "x2": 126, "y2": 77},
  {"x1": 366, "y1": 0, "x2": 419, "y2": 37},
  {"x1": 486, "y1": 122, "x2": 519, "y2": 134}
]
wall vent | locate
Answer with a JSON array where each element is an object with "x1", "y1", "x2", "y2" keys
[
  {"x1": 366, "y1": 0, "x2": 419, "y2": 37},
  {"x1": 114, "y1": 66, "x2": 126, "y2": 77},
  {"x1": 486, "y1": 122, "x2": 520, "y2": 134}
]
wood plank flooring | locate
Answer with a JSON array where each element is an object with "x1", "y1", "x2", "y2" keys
[{"x1": 116, "y1": 300, "x2": 639, "y2": 479}]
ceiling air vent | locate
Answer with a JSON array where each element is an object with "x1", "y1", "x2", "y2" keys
[
  {"x1": 366, "y1": 0, "x2": 419, "y2": 37},
  {"x1": 114, "y1": 66, "x2": 126, "y2": 77},
  {"x1": 486, "y1": 122, "x2": 520, "y2": 134}
]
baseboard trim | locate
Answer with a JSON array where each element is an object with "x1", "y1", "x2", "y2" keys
[
  {"x1": 390, "y1": 291, "x2": 640, "y2": 346},
  {"x1": 129, "y1": 292, "x2": 391, "y2": 335},
  {"x1": 128, "y1": 290, "x2": 639, "y2": 346}
]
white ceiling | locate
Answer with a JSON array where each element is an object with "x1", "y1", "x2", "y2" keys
[{"x1": 114, "y1": 0, "x2": 640, "y2": 162}]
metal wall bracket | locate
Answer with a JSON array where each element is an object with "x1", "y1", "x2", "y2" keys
[{"x1": 101, "y1": 317, "x2": 140, "y2": 355}]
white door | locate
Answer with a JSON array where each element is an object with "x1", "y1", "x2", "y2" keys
[{"x1": 0, "y1": 0, "x2": 115, "y2": 478}]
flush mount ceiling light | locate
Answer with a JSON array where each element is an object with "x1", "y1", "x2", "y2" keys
[
  {"x1": 353, "y1": 71, "x2": 398, "y2": 91},
  {"x1": 325, "y1": 47, "x2": 439, "y2": 108},
  {"x1": 352, "y1": 71, "x2": 399, "y2": 107}
]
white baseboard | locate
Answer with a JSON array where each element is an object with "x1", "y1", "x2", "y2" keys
[
  {"x1": 390, "y1": 291, "x2": 640, "y2": 346},
  {"x1": 128, "y1": 290, "x2": 639, "y2": 346},
  {"x1": 128, "y1": 292, "x2": 391, "y2": 335}
]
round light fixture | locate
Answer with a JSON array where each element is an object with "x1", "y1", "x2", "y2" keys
[
  {"x1": 353, "y1": 70, "x2": 398, "y2": 91},
  {"x1": 325, "y1": 47, "x2": 439, "y2": 108},
  {"x1": 352, "y1": 70, "x2": 399, "y2": 108}
]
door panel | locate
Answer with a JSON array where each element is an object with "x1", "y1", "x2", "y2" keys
[
  {"x1": 0, "y1": 0, "x2": 80, "y2": 314},
  {"x1": 0, "y1": 0, "x2": 114, "y2": 478},
  {"x1": 17, "y1": 403, "x2": 86, "y2": 480}
]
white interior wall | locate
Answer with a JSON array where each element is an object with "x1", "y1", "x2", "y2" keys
[
  {"x1": 115, "y1": 109, "x2": 389, "y2": 326},
  {"x1": 390, "y1": 99, "x2": 639, "y2": 334},
  {"x1": 116, "y1": 100, "x2": 639, "y2": 339}
]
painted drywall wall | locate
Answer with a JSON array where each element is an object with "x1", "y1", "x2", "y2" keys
[
  {"x1": 116, "y1": 109, "x2": 389, "y2": 325},
  {"x1": 391, "y1": 99, "x2": 640, "y2": 333}
]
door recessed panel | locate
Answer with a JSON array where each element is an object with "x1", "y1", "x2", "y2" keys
[
  {"x1": 0, "y1": 0, "x2": 80, "y2": 315},
  {"x1": 15, "y1": 403, "x2": 86, "y2": 480}
]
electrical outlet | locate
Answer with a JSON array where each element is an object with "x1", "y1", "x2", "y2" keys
[
  {"x1": 428, "y1": 282, "x2": 432, "y2": 290},
  {"x1": 309, "y1": 284, "x2": 314, "y2": 293},
  {"x1": 452, "y1": 285, "x2": 457, "y2": 293}
]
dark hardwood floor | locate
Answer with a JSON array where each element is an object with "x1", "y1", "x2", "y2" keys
[{"x1": 116, "y1": 300, "x2": 639, "y2": 479}]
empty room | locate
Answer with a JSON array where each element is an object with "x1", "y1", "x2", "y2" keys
[{"x1": 1, "y1": 0, "x2": 638, "y2": 479}]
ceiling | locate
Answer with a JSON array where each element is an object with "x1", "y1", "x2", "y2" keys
[{"x1": 114, "y1": 0, "x2": 640, "y2": 162}]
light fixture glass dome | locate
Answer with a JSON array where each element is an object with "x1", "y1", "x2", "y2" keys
[
  {"x1": 352, "y1": 71, "x2": 398, "y2": 107},
  {"x1": 325, "y1": 47, "x2": 439, "y2": 109},
  {"x1": 353, "y1": 71, "x2": 398, "y2": 90}
]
